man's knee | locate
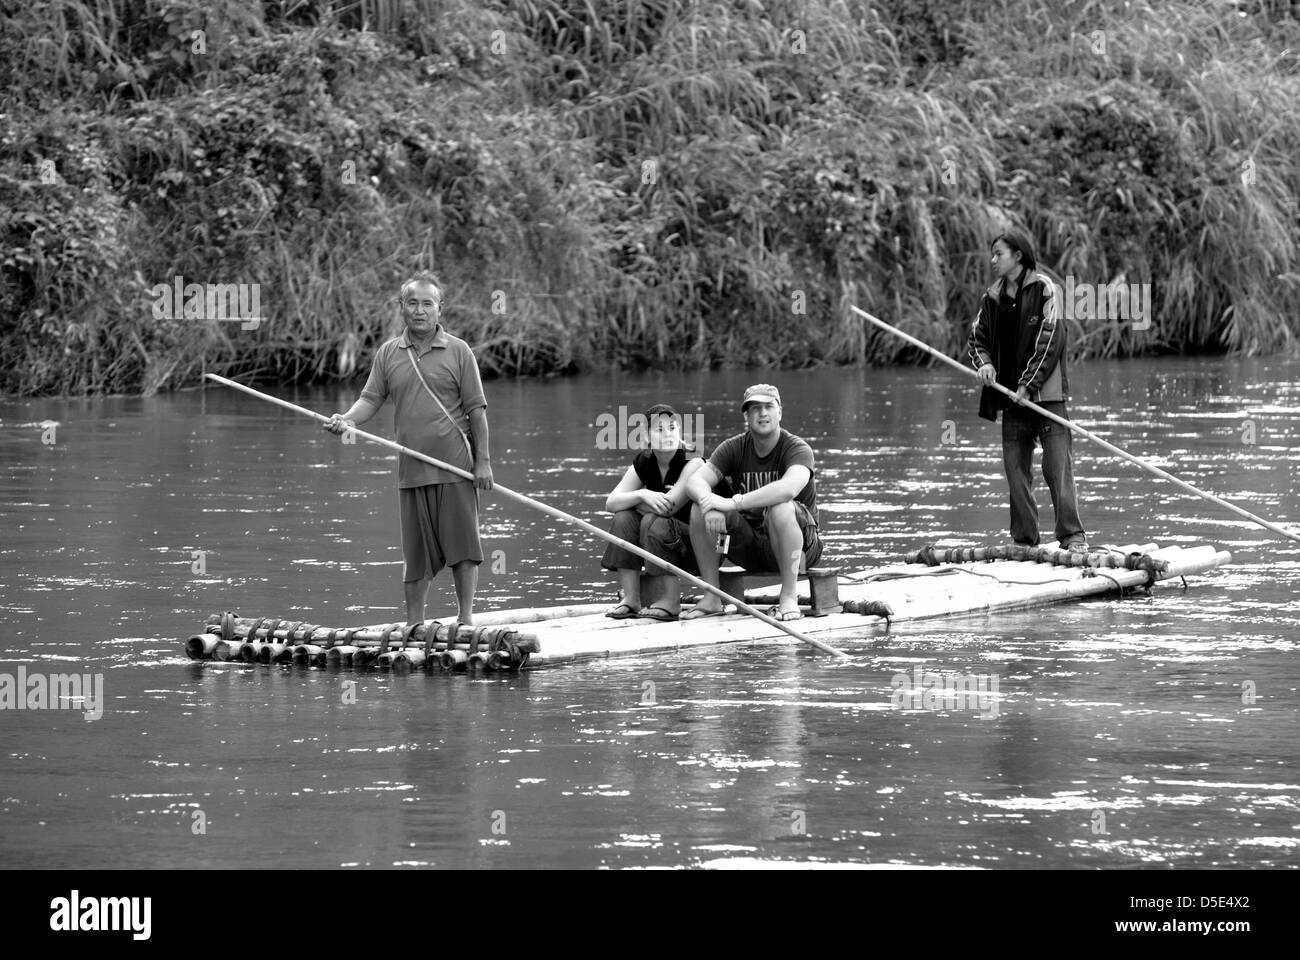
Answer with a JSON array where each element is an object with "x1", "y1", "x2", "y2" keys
[{"x1": 764, "y1": 500, "x2": 797, "y2": 529}]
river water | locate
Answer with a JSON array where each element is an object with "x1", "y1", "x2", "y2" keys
[{"x1": 1, "y1": 357, "x2": 1297, "y2": 869}]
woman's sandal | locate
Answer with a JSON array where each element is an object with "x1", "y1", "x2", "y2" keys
[{"x1": 605, "y1": 602, "x2": 638, "y2": 620}]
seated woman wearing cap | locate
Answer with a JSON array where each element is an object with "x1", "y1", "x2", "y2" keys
[{"x1": 601, "y1": 404, "x2": 704, "y2": 622}]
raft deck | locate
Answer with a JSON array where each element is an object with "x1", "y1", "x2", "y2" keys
[{"x1": 524, "y1": 541, "x2": 1227, "y2": 664}]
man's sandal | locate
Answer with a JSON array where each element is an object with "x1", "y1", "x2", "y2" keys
[
  {"x1": 766, "y1": 605, "x2": 804, "y2": 622},
  {"x1": 605, "y1": 603, "x2": 639, "y2": 620}
]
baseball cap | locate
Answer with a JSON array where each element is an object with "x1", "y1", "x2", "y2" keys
[
  {"x1": 741, "y1": 384, "x2": 781, "y2": 412},
  {"x1": 644, "y1": 403, "x2": 678, "y2": 421}
]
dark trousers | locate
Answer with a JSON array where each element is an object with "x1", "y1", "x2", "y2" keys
[
  {"x1": 601, "y1": 509, "x2": 697, "y2": 575},
  {"x1": 1001, "y1": 401, "x2": 1086, "y2": 547}
]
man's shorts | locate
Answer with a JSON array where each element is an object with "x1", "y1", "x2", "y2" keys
[
  {"x1": 722, "y1": 501, "x2": 821, "y2": 573},
  {"x1": 399, "y1": 482, "x2": 482, "y2": 582}
]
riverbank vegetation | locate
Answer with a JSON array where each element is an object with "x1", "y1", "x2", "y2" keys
[{"x1": 2, "y1": 0, "x2": 1298, "y2": 395}]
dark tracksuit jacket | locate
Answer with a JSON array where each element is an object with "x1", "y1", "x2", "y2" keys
[{"x1": 966, "y1": 270, "x2": 1068, "y2": 422}]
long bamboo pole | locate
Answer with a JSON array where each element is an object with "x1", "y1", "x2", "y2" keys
[
  {"x1": 849, "y1": 306, "x2": 1300, "y2": 543},
  {"x1": 204, "y1": 374, "x2": 850, "y2": 659}
]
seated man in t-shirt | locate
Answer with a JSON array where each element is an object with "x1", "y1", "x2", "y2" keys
[{"x1": 682, "y1": 384, "x2": 821, "y2": 621}]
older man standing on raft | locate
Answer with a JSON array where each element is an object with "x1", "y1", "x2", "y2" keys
[
  {"x1": 323, "y1": 272, "x2": 494, "y2": 626},
  {"x1": 682, "y1": 384, "x2": 822, "y2": 621}
]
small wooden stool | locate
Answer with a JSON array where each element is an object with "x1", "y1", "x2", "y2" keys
[
  {"x1": 638, "y1": 567, "x2": 843, "y2": 617},
  {"x1": 717, "y1": 565, "x2": 842, "y2": 617}
]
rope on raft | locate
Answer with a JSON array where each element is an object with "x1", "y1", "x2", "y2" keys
[
  {"x1": 853, "y1": 565, "x2": 1081, "y2": 587},
  {"x1": 841, "y1": 599, "x2": 894, "y2": 627},
  {"x1": 836, "y1": 545, "x2": 1170, "y2": 609},
  {"x1": 488, "y1": 629, "x2": 529, "y2": 670},
  {"x1": 1081, "y1": 567, "x2": 1131, "y2": 591}
]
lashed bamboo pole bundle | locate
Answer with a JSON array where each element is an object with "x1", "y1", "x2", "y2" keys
[
  {"x1": 907, "y1": 544, "x2": 1170, "y2": 572},
  {"x1": 188, "y1": 615, "x2": 538, "y2": 672},
  {"x1": 186, "y1": 608, "x2": 540, "y2": 671},
  {"x1": 187, "y1": 631, "x2": 527, "y2": 671},
  {"x1": 202, "y1": 614, "x2": 538, "y2": 653}
]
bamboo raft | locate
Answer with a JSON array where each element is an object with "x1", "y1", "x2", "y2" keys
[{"x1": 183, "y1": 541, "x2": 1229, "y2": 671}]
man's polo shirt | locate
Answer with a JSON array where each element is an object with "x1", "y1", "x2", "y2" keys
[{"x1": 360, "y1": 325, "x2": 487, "y2": 487}]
